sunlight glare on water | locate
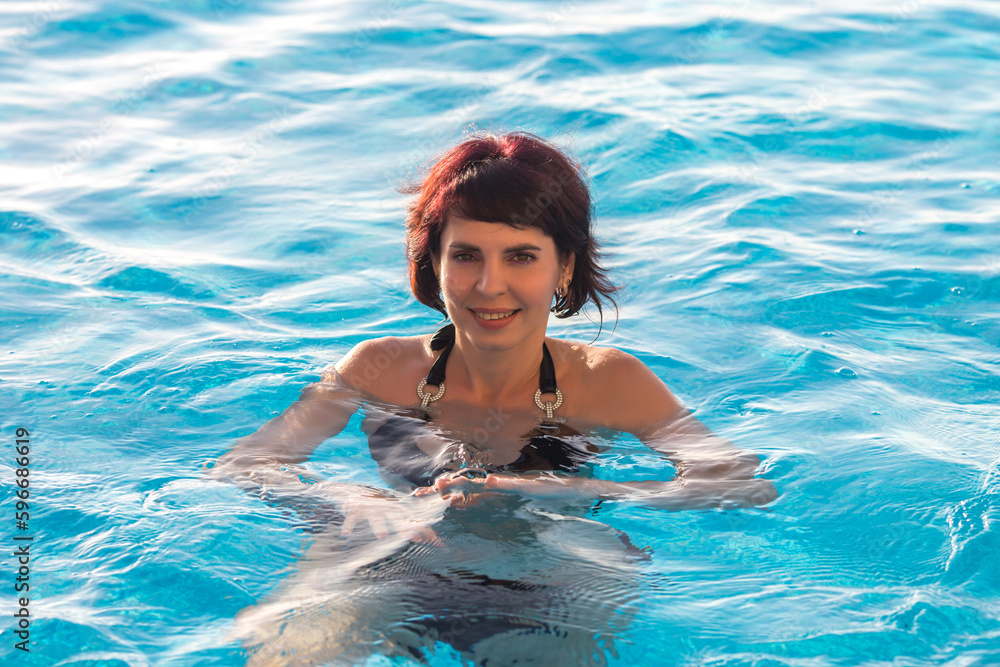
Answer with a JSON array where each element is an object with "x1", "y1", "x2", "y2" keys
[{"x1": 1, "y1": 0, "x2": 999, "y2": 664}]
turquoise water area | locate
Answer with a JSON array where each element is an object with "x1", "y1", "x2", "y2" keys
[{"x1": 2, "y1": 0, "x2": 999, "y2": 664}]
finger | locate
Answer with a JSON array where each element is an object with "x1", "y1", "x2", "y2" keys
[
  {"x1": 444, "y1": 469, "x2": 483, "y2": 486},
  {"x1": 369, "y1": 515, "x2": 390, "y2": 539},
  {"x1": 449, "y1": 492, "x2": 484, "y2": 509},
  {"x1": 410, "y1": 526, "x2": 444, "y2": 547},
  {"x1": 435, "y1": 475, "x2": 461, "y2": 492},
  {"x1": 341, "y1": 511, "x2": 357, "y2": 536}
]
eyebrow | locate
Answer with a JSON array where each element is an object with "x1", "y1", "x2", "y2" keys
[{"x1": 447, "y1": 241, "x2": 543, "y2": 253}]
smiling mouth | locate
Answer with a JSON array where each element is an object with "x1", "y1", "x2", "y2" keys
[{"x1": 472, "y1": 310, "x2": 519, "y2": 321}]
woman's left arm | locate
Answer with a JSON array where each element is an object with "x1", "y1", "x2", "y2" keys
[
  {"x1": 597, "y1": 348, "x2": 772, "y2": 483},
  {"x1": 417, "y1": 469, "x2": 777, "y2": 510}
]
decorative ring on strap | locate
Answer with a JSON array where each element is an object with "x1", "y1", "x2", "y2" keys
[
  {"x1": 416, "y1": 379, "x2": 445, "y2": 408},
  {"x1": 534, "y1": 388, "x2": 563, "y2": 420}
]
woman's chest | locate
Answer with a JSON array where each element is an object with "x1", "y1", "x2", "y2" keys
[
  {"x1": 364, "y1": 405, "x2": 542, "y2": 466},
  {"x1": 361, "y1": 401, "x2": 608, "y2": 475}
]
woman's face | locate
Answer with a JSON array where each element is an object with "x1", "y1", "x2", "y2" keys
[{"x1": 433, "y1": 215, "x2": 574, "y2": 351}]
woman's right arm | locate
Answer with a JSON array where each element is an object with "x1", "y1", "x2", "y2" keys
[
  {"x1": 206, "y1": 366, "x2": 360, "y2": 487},
  {"x1": 206, "y1": 341, "x2": 445, "y2": 543},
  {"x1": 208, "y1": 337, "x2": 397, "y2": 485}
]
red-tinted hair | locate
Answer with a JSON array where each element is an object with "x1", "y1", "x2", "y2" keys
[{"x1": 404, "y1": 131, "x2": 618, "y2": 322}]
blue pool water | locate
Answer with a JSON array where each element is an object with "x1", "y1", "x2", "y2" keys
[{"x1": 2, "y1": 0, "x2": 999, "y2": 664}]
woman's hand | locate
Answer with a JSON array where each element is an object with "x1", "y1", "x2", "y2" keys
[
  {"x1": 414, "y1": 470, "x2": 606, "y2": 504},
  {"x1": 412, "y1": 470, "x2": 499, "y2": 508},
  {"x1": 412, "y1": 469, "x2": 554, "y2": 507},
  {"x1": 318, "y1": 483, "x2": 445, "y2": 545}
]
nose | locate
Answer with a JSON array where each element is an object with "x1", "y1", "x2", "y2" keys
[{"x1": 475, "y1": 257, "x2": 507, "y2": 297}]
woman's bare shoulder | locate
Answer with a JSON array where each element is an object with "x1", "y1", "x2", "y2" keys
[
  {"x1": 551, "y1": 339, "x2": 684, "y2": 433},
  {"x1": 547, "y1": 338, "x2": 642, "y2": 374},
  {"x1": 328, "y1": 335, "x2": 432, "y2": 401}
]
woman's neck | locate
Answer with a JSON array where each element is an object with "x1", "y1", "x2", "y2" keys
[{"x1": 448, "y1": 330, "x2": 546, "y2": 407}]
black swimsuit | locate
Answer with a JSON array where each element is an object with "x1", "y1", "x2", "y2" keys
[
  {"x1": 366, "y1": 324, "x2": 596, "y2": 487},
  {"x1": 367, "y1": 412, "x2": 596, "y2": 487},
  {"x1": 346, "y1": 328, "x2": 650, "y2": 663}
]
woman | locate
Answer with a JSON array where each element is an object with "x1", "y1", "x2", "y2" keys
[{"x1": 211, "y1": 131, "x2": 776, "y2": 665}]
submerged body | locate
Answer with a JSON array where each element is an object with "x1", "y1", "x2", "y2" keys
[
  {"x1": 227, "y1": 387, "x2": 649, "y2": 666},
  {"x1": 211, "y1": 132, "x2": 777, "y2": 664},
  {"x1": 235, "y1": 462, "x2": 645, "y2": 666},
  {"x1": 217, "y1": 332, "x2": 773, "y2": 665}
]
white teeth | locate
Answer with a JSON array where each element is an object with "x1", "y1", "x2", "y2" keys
[{"x1": 475, "y1": 311, "x2": 515, "y2": 321}]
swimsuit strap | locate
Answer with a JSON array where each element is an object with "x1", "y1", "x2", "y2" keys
[
  {"x1": 415, "y1": 324, "x2": 453, "y2": 410},
  {"x1": 539, "y1": 342, "x2": 557, "y2": 395},
  {"x1": 426, "y1": 324, "x2": 455, "y2": 385},
  {"x1": 416, "y1": 323, "x2": 562, "y2": 422},
  {"x1": 429, "y1": 322, "x2": 456, "y2": 352},
  {"x1": 533, "y1": 342, "x2": 563, "y2": 423}
]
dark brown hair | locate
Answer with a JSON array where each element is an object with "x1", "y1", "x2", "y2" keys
[{"x1": 403, "y1": 131, "x2": 618, "y2": 322}]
